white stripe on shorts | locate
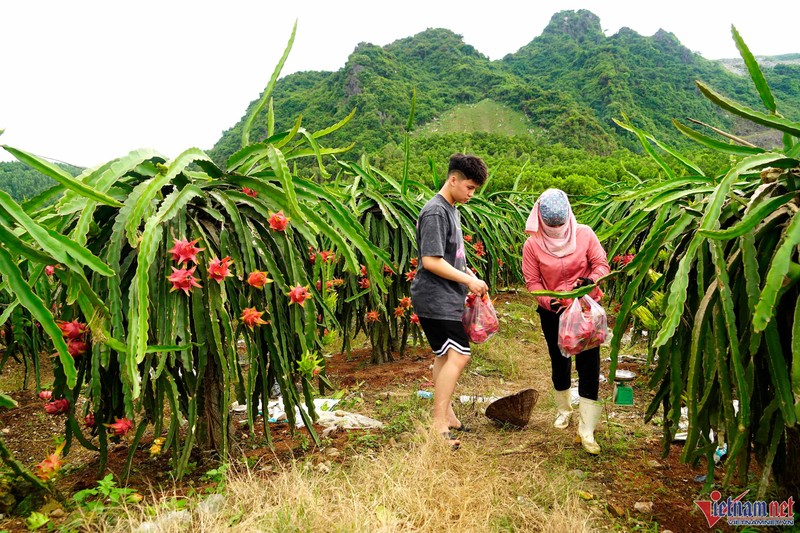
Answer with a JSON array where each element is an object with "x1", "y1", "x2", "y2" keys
[{"x1": 433, "y1": 338, "x2": 471, "y2": 357}]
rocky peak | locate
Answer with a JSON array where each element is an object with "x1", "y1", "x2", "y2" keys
[{"x1": 541, "y1": 10, "x2": 604, "y2": 44}]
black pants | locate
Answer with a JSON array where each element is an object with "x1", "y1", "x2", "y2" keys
[{"x1": 538, "y1": 307, "x2": 600, "y2": 401}]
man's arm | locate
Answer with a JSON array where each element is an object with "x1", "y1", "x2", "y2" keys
[{"x1": 421, "y1": 256, "x2": 488, "y2": 296}]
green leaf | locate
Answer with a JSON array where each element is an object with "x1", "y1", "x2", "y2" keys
[
  {"x1": 613, "y1": 117, "x2": 675, "y2": 180},
  {"x1": 753, "y1": 209, "x2": 800, "y2": 332},
  {"x1": 696, "y1": 82, "x2": 800, "y2": 137},
  {"x1": 266, "y1": 145, "x2": 307, "y2": 226},
  {"x1": 313, "y1": 107, "x2": 357, "y2": 139},
  {"x1": 672, "y1": 120, "x2": 764, "y2": 156},
  {"x1": 57, "y1": 148, "x2": 165, "y2": 215},
  {"x1": 2, "y1": 145, "x2": 122, "y2": 207},
  {"x1": 0, "y1": 189, "x2": 113, "y2": 276},
  {"x1": 241, "y1": 20, "x2": 296, "y2": 147},
  {"x1": 764, "y1": 321, "x2": 797, "y2": 426},
  {"x1": 0, "y1": 392, "x2": 17, "y2": 409},
  {"x1": 25, "y1": 511, "x2": 50, "y2": 530},
  {"x1": 699, "y1": 192, "x2": 795, "y2": 240},
  {"x1": 731, "y1": 25, "x2": 776, "y2": 113},
  {"x1": 125, "y1": 148, "x2": 212, "y2": 245},
  {"x1": 298, "y1": 128, "x2": 329, "y2": 178},
  {"x1": 710, "y1": 240, "x2": 750, "y2": 440},
  {"x1": 0, "y1": 224, "x2": 53, "y2": 264}
]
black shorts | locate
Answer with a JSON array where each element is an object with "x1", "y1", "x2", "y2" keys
[{"x1": 418, "y1": 317, "x2": 471, "y2": 357}]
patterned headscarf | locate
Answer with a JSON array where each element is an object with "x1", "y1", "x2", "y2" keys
[
  {"x1": 524, "y1": 189, "x2": 578, "y2": 257},
  {"x1": 538, "y1": 189, "x2": 570, "y2": 226}
]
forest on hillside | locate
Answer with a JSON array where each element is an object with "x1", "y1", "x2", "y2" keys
[
  {"x1": 0, "y1": 162, "x2": 59, "y2": 202},
  {"x1": 210, "y1": 10, "x2": 800, "y2": 165}
]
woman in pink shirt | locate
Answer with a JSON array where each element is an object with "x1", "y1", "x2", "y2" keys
[{"x1": 521, "y1": 189, "x2": 609, "y2": 454}]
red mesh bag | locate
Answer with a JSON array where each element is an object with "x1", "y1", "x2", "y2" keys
[
  {"x1": 462, "y1": 293, "x2": 499, "y2": 343},
  {"x1": 557, "y1": 295, "x2": 608, "y2": 356}
]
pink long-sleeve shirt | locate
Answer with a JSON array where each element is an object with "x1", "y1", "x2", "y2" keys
[{"x1": 521, "y1": 224, "x2": 610, "y2": 311}]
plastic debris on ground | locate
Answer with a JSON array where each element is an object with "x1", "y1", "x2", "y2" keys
[
  {"x1": 415, "y1": 392, "x2": 501, "y2": 404},
  {"x1": 230, "y1": 399, "x2": 383, "y2": 436},
  {"x1": 673, "y1": 404, "x2": 736, "y2": 468},
  {"x1": 602, "y1": 354, "x2": 648, "y2": 364},
  {"x1": 458, "y1": 395, "x2": 500, "y2": 404}
]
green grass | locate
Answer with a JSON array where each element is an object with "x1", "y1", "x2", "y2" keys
[{"x1": 417, "y1": 99, "x2": 536, "y2": 136}]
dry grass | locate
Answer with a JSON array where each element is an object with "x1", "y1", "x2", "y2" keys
[{"x1": 87, "y1": 423, "x2": 592, "y2": 533}]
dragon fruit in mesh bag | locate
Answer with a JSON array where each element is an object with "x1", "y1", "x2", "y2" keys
[
  {"x1": 558, "y1": 295, "x2": 608, "y2": 356},
  {"x1": 462, "y1": 293, "x2": 500, "y2": 343}
]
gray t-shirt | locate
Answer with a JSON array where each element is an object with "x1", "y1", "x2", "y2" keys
[{"x1": 410, "y1": 193, "x2": 468, "y2": 320}]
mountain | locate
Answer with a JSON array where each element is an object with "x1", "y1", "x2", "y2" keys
[
  {"x1": 209, "y1": 10, "x2": 799, "y2": 165},
  {"x1": 0, "y1": 161, "x2": 59, "y2": 202},
  {"x1": 718, "y1": 53, "x2": 800, "y2": 76}
]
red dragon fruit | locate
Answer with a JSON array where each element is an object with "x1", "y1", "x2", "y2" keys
[
  {"x1": 558, "y1": 296, "x2": 608, "y2": 356},
  {"x1": 44, "y1": 398, "x2": 70, "y2": 415},
  {"x1": 462, "y1": 293, "x2": 499, "y2": 344},
  {"x1": 168, "y1": 237, "x2": 204, "y2": 265}
]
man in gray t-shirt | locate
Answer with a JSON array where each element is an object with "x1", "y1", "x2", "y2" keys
[
  {"x1": 412, "y1": 193, "x2": 469, "y2": 321},
  {"x1": 410, "y1": 153, "x2": 489, "y2": 450}
]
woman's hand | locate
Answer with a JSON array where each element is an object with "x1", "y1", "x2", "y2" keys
[{"x1": 573, "y1": 277, "x2": 594, "y2": 289}]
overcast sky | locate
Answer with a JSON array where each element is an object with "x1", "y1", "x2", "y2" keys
[{"x1": 1, "y1": 0, "x2": 796, "y2": 168}]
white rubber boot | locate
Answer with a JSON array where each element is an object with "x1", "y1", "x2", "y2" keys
[
  {"x1": 575, "y1": 397, "x2": 602, "y2": 454},
  {"x1": 553, "y1": 389, "x2": 573, "y2": 429}
]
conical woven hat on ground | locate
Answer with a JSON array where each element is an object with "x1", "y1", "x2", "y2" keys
[{"x1": 485, "y1": 388, "x2": 539, "y2": 428}]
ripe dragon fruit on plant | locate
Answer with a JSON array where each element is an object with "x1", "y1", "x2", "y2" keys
[
  {"x1": 168, "y1": 237, "x2": 204, "y2": 265},
  {"x1": 168, "y1": 266, "x2": 202, "y2": 294},
  {"x1": 56, "y1": 319, "x2": 87, "y2": 340},
  {"x1": 268, "y1": 210, "x2": 290, "y2": 231},
  {"x1": 287, "y1": 285, "x2": 311, "y2": 306},
  {"x1": 207, "y1": 256, "x2": 234, "y2": 282},
  {"x1": 106, "y1": 417, "x2": 134, "y2": 437},
  {"x1": 247, "y1": 270, "x2": 273, "y2": 288},
  {"x1": 67, "y1": 339, "x2": 88, "y2": 357},
  {"x1": 241, "y1": 307, "x2": 267, "y2": 329}
]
